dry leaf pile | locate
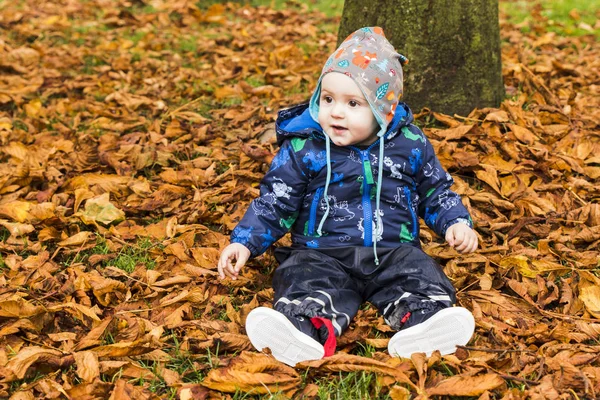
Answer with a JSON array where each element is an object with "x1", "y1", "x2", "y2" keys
[{"x1": 0, "y1": 0, "x2": 598, "y2": 398}]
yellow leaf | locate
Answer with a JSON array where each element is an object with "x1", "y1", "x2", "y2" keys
[
  {"x1": 43, "y1": 15, "x2": 62, "y2": 25},
  {"x1": 24, "y1": 98, "x2": 42, "y2": 117},
  {"x1": 499, "y1": 255, "x2": 531, "y2": 276},
  {"x1": 0, "y1": 117, "x2": 12, "y2": 131},
  {"x1": 0, "y1": 201, "x2": 31, "y2": 222}
]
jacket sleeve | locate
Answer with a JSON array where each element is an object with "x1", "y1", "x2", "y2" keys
[
  {"x1": 414, "y1": 128, "x2": 473, "y2": 237},
  {"x1": 230, "y1": 140, "x2": 309, "y2": 257}
]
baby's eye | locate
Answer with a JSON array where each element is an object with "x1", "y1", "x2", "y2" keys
[
  {"x1": 348, "y1": 100, "x2": 360, "y2": 107},
  {"x1": 321, "y1": 95, "x2": 333, "y2": 104}
]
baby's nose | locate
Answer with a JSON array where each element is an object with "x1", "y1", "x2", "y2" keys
[{"x1": 331, "y1": 102, "x2": 344, "y2": 117}]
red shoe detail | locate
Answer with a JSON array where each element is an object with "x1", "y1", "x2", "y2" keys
[
  {"x1": 400, "y1": 312, "x2": 412, "y2": 325},
  {"x1": 310, "y1": 317, "x2": 336, "y2": 357}
]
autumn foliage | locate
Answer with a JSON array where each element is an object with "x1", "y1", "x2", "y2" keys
[{"x1": 0, "y1": 0, "x2": 599, "y2": 398}]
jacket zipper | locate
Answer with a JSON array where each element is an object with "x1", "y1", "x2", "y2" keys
[
  {"x1": 307, "y1": 186, "x2": 324, "y2": 236},
  {"x1": 404, "y1": 186, "x2": 418, "y2": 239},
  {"x1": 361, "y1": 150, "x2": 373, "y2": 246},
  {"x1": 350, "y1": 142, "x2": 379, "y2": 247}
]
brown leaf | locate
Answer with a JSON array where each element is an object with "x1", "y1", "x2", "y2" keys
[
  {"x1": 5, "y1": 346, "x2": 62, "y2": 380},
  {"x1": 0, "y1": 201, "x2": 55, "y2": 223},
  {"x1": 178, "y1": 384, "x2": 210, "y2": 400},
  {"x1": 426, "y1": 373, "x2": 504, "y2": 396},
  {"x1": 58, "y1": 231, "x2": 94, "y2": 247},
  {"x1": 0, "y1": 297, "x2": 43, "y2": 318},
  {"x1": 108, "y1": 379, "x2": 156, "y2": 400},
  {"x1": 75, "y1": 317, "x2": 114, "y2": 351},
  {"x1": 508, "y1": 123, "x2": 539, "y2": 144},
  {"x1": 431, "y1": 124, "x2": 474, "y2": 140},
  {"x1": 201, "y1": 352, "x2": 301, "y2": 395},
  {"x1": 90, "y1": 327, "x2": 163, "y2": 358},
  {"x1": 389, "y1": 385, "x2": 412, "y2": 400},
  {"x1": 299, "y1": 353, "x2": 416, "y2": 389},
  {"x1": 74, "y1": 351, "x2": 100, "y2": 383},
  {"x1": 475, "y1": 165, "x2": 502, "y2": 196}
]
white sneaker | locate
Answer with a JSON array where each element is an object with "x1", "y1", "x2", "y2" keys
[
  {"x1": 388, "y1": 307, "x2": 475, "y2": 358},
  {"x1": 245, "y1": 307, "x2": 325, "y2": 367}
]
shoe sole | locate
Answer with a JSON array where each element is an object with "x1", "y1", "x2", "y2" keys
[
  {"x1": 388, "y1": 307, "x2": 475, "y2": 358},
  {"x1": 245, "y1": 307, "x2": 325, "y2": 367}
]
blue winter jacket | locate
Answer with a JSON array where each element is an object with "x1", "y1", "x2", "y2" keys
[{"x1": 231, "y1": 102, "x2": 473, "y2": 258}]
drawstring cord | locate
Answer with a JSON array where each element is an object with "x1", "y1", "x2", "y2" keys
[
  {"x1": 317, "y1": 135, "x2": 332, "y2": 236},
  {"x1": 373, "y1": 136, "x2": 385, "y2": 265}
]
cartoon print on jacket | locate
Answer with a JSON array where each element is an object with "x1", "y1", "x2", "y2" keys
[
  {"x1": 409, "y1": 148, "x2": 422, "y2": 174},
  {"x1": 438, "y1": 190, "x2": 460, "y2": 210},
  {"x1": 251, "y1": 193, "x2": 277, "y2": 216},
  {"x1": 392, "y1": 186, "x2": 419, "y2": 211},
  {"x1": 272, "y1": 177, "x2": 292, "y2": 199},
  {"x1": 319, "y1": 195, "x2": 356, "y2": 222},
  {"x1": 303, "y1": 150, "x2": 327, "y2": 172},
  {"x1": 383, "y1": 156, "x2": 404, "y2": 179},
  {"x1": 270, "y1": 145, "x2": 291, "y2": 171},
  {"x1": 423, "y1": 161, "x2": 441, "y2": 181},
  {"x1": 230, "y1": 103, "x2": 473, "y2": 258}
]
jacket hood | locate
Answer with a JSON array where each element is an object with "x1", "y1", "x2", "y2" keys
[{"x1": 275, "y1": 102, "x2": 414, "y2": 146}]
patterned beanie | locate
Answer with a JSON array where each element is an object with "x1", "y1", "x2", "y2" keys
[{"x1": 309, "y1": 27, "x2": 408, "y2": 137}]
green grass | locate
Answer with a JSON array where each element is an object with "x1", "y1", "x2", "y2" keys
[
  {"x1": 111, "y1": 237, "x2": 160, "y2": 273},
  {"x1": 500, "y1": 0, "x2": 600, "y2": 37},
  {"x1": 241, "y1": 0, "x2": 599, "y2": 37},
  {"x1": 62, "y1": 235, "x2": 161, "y2": 273},
  {"x1": 314, "y1": 371, "x2": 392, "y2": 400}
]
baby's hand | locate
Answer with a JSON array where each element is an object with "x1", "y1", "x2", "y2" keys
[
  {"x1": 445, "y1": 223, "x2": 478, "y2": 254},
  {"x1": 218, "y1": 243, "x2": 251, "y2": 280}
]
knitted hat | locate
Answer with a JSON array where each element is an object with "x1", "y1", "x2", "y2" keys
[{"x1": 309, "y1": 27, "x2": 408, "y2": 137}]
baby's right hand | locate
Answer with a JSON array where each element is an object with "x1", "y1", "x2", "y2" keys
[{"x1": 218, "y1": 243, "x2": 251, "y2": 280}]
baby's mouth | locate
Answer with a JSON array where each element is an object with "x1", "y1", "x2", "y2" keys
[{"x1": 331, "y1": 125, "x2": 347, "y2": 131}]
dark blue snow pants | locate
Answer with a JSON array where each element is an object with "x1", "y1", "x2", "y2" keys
[{"x1": 272, "y1": 245, "x2": 456, "y2": 338}]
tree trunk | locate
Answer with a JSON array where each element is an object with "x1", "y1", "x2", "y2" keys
[{"x1": 338, "y1": 0, "x2": 504, "y2": 116}]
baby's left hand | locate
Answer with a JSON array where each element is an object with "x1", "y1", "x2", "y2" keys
[{"x1": 445, "y1": 223, "x2": 478, "y2": 253}]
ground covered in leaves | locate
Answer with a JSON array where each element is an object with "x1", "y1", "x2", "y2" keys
[{"x1": 0, "y1": 0, "x2": 599, "y2": 399}]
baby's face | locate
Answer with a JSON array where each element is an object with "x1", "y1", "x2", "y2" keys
[{"x1": 317, "y1": 73, "x2": 380, "y2": 147}]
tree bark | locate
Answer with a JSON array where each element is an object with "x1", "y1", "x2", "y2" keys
[{"x1": 338, "y1": 0, "x2": 504, "y2": 116}]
